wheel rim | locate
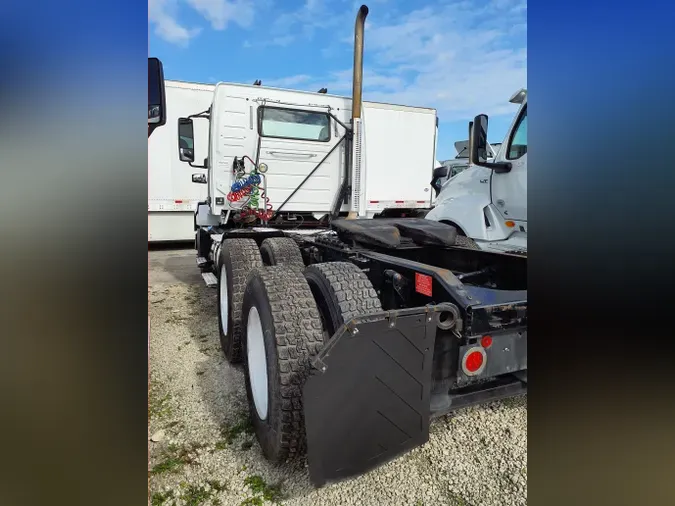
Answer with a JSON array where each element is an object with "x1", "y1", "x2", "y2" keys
[
  {"x1": 219, "y1": 264, "x2": 228, "y2": 335},
  {"x1": 246, "y1": 306, "x2": 268, "y2": 420}
]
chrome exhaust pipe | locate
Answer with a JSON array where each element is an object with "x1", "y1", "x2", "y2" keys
[
  {"x1": 346, "y1": 5, "x2": 369, "y2": 220},
  {"x1": 351, "y1": 5, "x2": 369, "y2": 121}
]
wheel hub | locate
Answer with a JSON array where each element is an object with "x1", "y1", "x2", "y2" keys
[
  {"x1": 246, "y1": 306, "x2": 268, "y2": 420},
  {"x1": 219, "y1": 264, "x2": 228, "y2": 335}
]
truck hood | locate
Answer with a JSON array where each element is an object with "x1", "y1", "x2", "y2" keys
[{"x1": 434, "y1": 164, "x2": 493, "y2": 206}]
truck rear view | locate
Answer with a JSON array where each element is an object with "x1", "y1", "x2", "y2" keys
[{"x1": 170, "y1": 4, "x2": 527, "y2": 488}]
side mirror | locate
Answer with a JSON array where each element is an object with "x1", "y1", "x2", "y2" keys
[
  {"x1": 148, "y1": 58, "x2": 166, "y2": 137},
  {"x1": 470, "y1": 114, "x2": 489, "y2": 165},
  {"x1": 470, "y1": 114, "x2": 512, "y2": 173},
  {"x1": 192, "y1": 173, "x2": 207, "y2": 184},
  {"x1": 433, "y1": 166, "x2": 449, "y2": 179},
  {"x1": 430, "y1": 166, "x2": 450, "y2": 197},
  {"x1": 178, "y1": 118, "x2": 195, "y2": 163}
]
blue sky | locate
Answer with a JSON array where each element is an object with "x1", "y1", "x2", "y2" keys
[{"x1": 149, "y1": 0, "x2": 526, "y2": 161}]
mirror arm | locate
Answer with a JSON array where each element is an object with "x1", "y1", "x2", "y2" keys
[
  {"x1": 474, "y1": 161, "x2": 512, "y2": 173},
  {"x1": 180, "y1": 110, "x2": 210, "y2": 166},
  {"x1": 188, "y1": 108, "x2": 211, "y2": 120}
]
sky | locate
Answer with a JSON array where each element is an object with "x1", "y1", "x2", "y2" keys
[{"x1": 149, "y1": 0, "x2": 526, "y2": 161}]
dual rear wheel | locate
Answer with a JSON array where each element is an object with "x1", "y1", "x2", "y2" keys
[{"x1": 216, "y1": 236, "x2": 381, "y2": 461}]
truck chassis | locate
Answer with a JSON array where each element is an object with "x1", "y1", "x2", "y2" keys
[{"x1": 195, "y1": 211, "x2": 527, "y2": 486}]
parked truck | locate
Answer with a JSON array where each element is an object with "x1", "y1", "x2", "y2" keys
[
  {"x1": 164, "y1": 4, "x2": 527, "y2": 487},
  {"x1": 426, "y1": 90, "x2": 527, "y2": 255},
  {"x1": 432, "y1": 140, "x2": 502, "y2": 195},
  {"x1": 149, "y1": 80, "x2": 214, "y2": 242}
]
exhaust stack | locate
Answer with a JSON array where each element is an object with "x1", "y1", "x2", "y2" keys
[
  {"x1": 346, "y1": 5, "x2": 369, "y2": 219},
  {"x1": 351, "y1": 5, "x2": 369, "y2": 121}
]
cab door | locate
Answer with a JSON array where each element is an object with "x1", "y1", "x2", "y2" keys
[
  {"x1": 491, "y1": 103, "x2": 527, "y2": 222},
  {"x1": 256, "y1": 105, "x2": 344, "y2": 213}
]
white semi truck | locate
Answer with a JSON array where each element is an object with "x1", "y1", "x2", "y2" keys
[
  {"x1": 148, "y1": 81, "x2": 214, "y2": 242},
  {"x1": 181, "y1": 88, "x2": 438, "y2": 237},
  {"x1": 426, "y1": 89, "x2": 527, "y2": 255},
  {"x1": 433, "y1": 140, "x2": 502, "y2": 193},
  {"x1": 154, "y1": 4, "x2": 527, "y2": 487}
]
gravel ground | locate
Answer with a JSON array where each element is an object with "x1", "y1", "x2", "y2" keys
[{"x1": 148, "y1": 248, "x2": 527, "y2": 506}]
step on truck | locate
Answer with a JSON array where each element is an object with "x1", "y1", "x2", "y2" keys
[{"x1": 156, "y1": 4, "x2": 528, "y2": 487}]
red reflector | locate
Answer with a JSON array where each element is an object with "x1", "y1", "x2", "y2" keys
[
  {"x1": 175, "y1": 200, "x2": 183, "y2": 204},
  {"x1": 465, "y1": 351, "x2": 484, "y2": 372},
  {"x1": 395, "y1": 200, "x2": 404, "y2": 203},
  {"x1": 415, "y1": 272, "x2": 433, "y2": 297},
  {"x1": 369, "y1": 200, "x2": 379, "y2": 204},
  {"x1": 481, "y1": 335, "x2": 493, "y2": 348},
  {"x1": 417, "y1": 201, "x2": 426, "y2": 204}
]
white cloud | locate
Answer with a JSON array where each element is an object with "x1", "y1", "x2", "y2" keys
[
  {"x1": 241, "y1": 34, "x2": 295, "y2": 49},
  {"x1": 262, "y1": 74, "x2": 314, "y2": 88},
  {"x1": 263, "y1": 0, "x2": 527, "y2": 121},
  {"x1": 270, "y1": 0, "x2": 344, "y2": 45},
  {"x1": 186, "y1": 0, "x2": 254, "y2": 30},
  {"x1": 149, "y1": 0, "x2": 201, "y2": 46},
  {"x1": 149, "y1": 0, "x2": 256, "y2": 45}
]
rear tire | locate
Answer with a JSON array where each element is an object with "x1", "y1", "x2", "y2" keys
[
  {"x1": 304, "y1": 262, "x2": 382, "y2": 339},
  {"x1": 259, "y1": 237, "x2": 305, "y2": 268},
  {"x1": 454, "y1": 235, "x2": 481, "y2": 250},
  {"x1": 241, "y1": 266, "x2": 324, "y2": 462},
  {"x1": 439, "y1": 220, "x2": 481, "y2": 250},
  {"x1": 217, "y1": 239, "x2": 262, "y2": 363}
]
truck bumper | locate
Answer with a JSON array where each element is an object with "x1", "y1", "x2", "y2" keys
[{"x1": 302, "y1": 303, "x2": 527, "y2": 487}]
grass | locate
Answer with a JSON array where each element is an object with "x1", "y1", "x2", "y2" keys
[
  {"x1": 149, "y1": 381, "x2": 173, "y2": 421},
  {"x1": 151, "y1": 480, "x2": 228, "y2": 506},
  {"x1": 182, "y1": 482, "x2": 226, "y2": 506},
  {"x1": 241, "y1": 475, "x2": 285, "y2": 505},
  {"x1": 151, "y1": 490, "x2": 175, "y2": 506},
  {"x1": 240, "y1": 498, "x2": 263, "y2": 506},
  {"x1": 150, "y1": 442, "x2": 206, "y2": 475},
  {"x1": 214, "y1": 413, "x2": 254, "y2": 449}
]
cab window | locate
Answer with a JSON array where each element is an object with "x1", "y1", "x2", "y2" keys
[
  {"x1": 507, "y1": 106, "x2": 527, "y2": 160},
  {"x1": 259, "y1": 106, "x2": 330, "y2": 142}
]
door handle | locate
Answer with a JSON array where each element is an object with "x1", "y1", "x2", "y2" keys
[{"x1": 265, "y1": 151, "x2": 317, "y2": 158}]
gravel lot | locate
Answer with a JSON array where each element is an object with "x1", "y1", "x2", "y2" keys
[{"x1": 148, "y1": 247, "x2": 527, "y2": 506}]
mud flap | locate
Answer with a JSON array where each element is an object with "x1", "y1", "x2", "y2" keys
[{"x1": 303, "y1": 304, "x2": 453, "y2": 487}]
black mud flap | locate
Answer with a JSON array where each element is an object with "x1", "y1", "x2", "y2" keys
[{"x1": 303, "y1": 304, "x2": 453, "y2": 487}]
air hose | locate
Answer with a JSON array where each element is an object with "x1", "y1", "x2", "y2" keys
[{"x1": 226, "y1": 158, "x2": 273, "y2": 221}]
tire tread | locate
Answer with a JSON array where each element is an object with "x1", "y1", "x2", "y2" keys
[
  {"x1": 219, "y1": 238, "x2": 262, "y2": 362},
  {"x1": 260, "y1": 237, "x2": 305, "y2": 268},
  {"x1": 245, "y1": 266, "x2": 323, "y2": 460}
]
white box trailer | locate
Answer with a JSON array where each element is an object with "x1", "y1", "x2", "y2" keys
[{"x1": 148, "y1": 80, "x2": 214, "y2": 242}]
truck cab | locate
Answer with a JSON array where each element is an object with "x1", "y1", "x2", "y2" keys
[
  {"x1": 426, "y1": 89, "x2": 527, "y2": 255},
  {"x1": 431, "y1": 140, "x2": 501, "y2": 197}
]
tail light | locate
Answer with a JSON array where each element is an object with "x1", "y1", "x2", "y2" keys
[{"x1": 461, "y1": 347, "x2": 487, "y2": 376}]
